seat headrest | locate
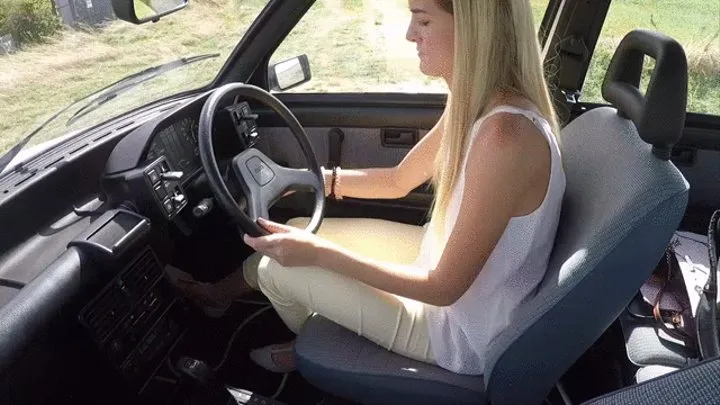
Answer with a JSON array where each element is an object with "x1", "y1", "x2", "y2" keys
[{"x1": 601, "y1": 29, "x2": 688, "y2": 160}]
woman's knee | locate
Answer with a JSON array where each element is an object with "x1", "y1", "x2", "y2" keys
[
  {"x1": 242, "y1": 252, "x2": 265, "y2": 290},
  {"x1": 255, "y1": 256, "x2": 287, "y2": 301}
]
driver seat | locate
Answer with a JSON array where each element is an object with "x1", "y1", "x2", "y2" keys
[{"x1": 293, "y1": 29, "x2": 690, "y2": 405}]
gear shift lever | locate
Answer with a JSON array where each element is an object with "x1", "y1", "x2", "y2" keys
[
  {"x1": 175, "y1": 357, "x2": 234, "y2": 405},
  {"x1": 177, "y1": 356, "x2": 213, "y2": 386}
]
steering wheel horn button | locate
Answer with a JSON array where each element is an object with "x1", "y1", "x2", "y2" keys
[{"x1": 246, "y1": 156, "x2": 275, "y2": 186}]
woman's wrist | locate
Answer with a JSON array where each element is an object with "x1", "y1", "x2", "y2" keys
[{"x1": 313, "y1": 238, "x2": 342, "y2": 269}]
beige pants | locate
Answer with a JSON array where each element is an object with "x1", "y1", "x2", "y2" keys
[{"x1": 242, "y1": 217, "x2": 436, "y2": 364}]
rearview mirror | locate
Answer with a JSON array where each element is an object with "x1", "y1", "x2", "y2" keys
[
  {"x1": 111, "y1": 0, "x2": 189, "y2": 24},
  {"x1": 268, "y1": 55, "x2": 312, "y2": 92}
]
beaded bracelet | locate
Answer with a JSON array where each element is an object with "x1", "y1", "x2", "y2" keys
[{"x1": 334, "y1": 166, "x2": 343, "y2": 200}]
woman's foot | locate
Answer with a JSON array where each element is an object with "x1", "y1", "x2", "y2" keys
[
  {"x1": 165, "y1": 265, "x2": 253, "y2": 317},
  {"x1": 249, "y1": 340, "x2": 296, "y2": 373}
]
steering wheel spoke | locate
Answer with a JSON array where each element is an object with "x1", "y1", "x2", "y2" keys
[
  {"x1": 231, "y1": 150, "x2": 322, "y2": 222},
  {"x1": 274, "y1": 166, "x2": 323, "y2": 196}
]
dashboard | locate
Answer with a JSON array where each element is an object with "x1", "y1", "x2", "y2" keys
[
  {"x1": 102, "y1": 93, "x2": 254, "y2": 223},
  {"x1": 0, "y1": 93, "x2": 263, "y2": 404}
]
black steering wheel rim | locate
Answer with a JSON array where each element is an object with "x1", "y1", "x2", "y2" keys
[{"x1": 198, "y1": 82, "x2": 325, "y2": 237}]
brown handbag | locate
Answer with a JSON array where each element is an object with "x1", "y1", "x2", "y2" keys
[
  {"x1": 645, "y1": 244, "x2": 697, "y2": 347},
  {"x1": 628, "y1": 240, "x2": 698, "y2": 352}
]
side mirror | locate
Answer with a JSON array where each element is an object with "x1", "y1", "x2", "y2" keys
[
  {"x1": 111, "y1": 0, "x2": 189, "y2": 24},
  {"x1": 268, "y1": 55, "x2": 312, "y2": 92}
]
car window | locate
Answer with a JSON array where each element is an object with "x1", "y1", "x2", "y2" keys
[
  {"x1": 269, "y1": 0, "x2": 551, "y2": 94},
  {"x1": 0, "y1": 0, "x2": 268, "y2": 157},
  {"x1": 581, "y1": 0, "x2": 720, "y2": 115}
]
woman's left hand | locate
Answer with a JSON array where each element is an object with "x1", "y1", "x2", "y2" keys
[{"x1": 243, "y1": 218, "x2": 330, "y2": 267}]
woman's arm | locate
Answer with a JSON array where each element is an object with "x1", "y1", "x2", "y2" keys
[
  {"x1": 322, "y1": 113, "x2": 445, "y2": 199},
  {"x1": 316, "y1": 115, "x2": 544, "y2": 305},
  {"x1": 246, "y1": 114, "x2": 548, "y2": 306}
]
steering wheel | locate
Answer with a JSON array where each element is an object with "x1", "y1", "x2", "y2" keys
[{"x1": 197, "y1": 83, "x2": 325, "y2": 237}]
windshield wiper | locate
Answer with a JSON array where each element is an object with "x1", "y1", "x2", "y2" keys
[
  {"x1": 66, "y1": 53, "x2": 219, "y2": 127},
  {"x1": 0, "y1": 53, "x2": 219, "y2": 175}
]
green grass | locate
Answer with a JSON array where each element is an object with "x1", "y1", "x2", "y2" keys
[
  {"x1": 580, "y1": 0, "x2": 720, "y2": 114},
  {"x1": 0, "y1": 0, "x2": 718, "y2": 157}
]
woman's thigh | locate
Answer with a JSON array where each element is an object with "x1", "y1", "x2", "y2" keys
[
  {"x1": 256, "y1": 256, "x2": 435, "y2": 364},
  {"x1": 286, "y1": 217, "x2": 425, "y2": 264},
  {"x1": 244, "y1": 217, "x2": 425, "y2": 289}
]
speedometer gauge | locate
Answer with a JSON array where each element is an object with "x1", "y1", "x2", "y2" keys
[
  {"x1": 190, "y1": 120, "x2": 199, "y2": 157},
  {"x1": 145, "y1": 116, "x2": 202, "y2": 183},
  {"x1": 191, "y1": 120, "x2": 199, "y2": 144},
  {"x1": 177, "y1": 118, "x2": 194, "y2": 144}
]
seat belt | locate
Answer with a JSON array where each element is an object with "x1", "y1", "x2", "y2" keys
[{"x1": 544, "y1": 0, "x2": 612, "y2": 125}]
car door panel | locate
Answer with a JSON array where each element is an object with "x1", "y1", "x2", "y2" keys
[
  {"x1": 253, "y1": 95, "x2": 443, "y2": 225},
  {"x1": 675, "y1": 149, "x2": 720, "y2": 209},
  {"x1": 649, "y1": 114, "x2": 720, "y2": 231},
  {"x1": 255, "y1": 127, "x2": 427, "y2": 172}
]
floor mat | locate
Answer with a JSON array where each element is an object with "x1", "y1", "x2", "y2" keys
[{"x1": 159, "y1": 297, "x2": 326, "y2": 405}]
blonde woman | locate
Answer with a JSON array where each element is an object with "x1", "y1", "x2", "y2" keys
[{"x1": 174, "y1": 0, "x2": 566, "y2": 375}]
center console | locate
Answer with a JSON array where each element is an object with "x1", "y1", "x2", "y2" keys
[
  {"x1": 76, "y1": 239, "x2": 186, "y2": 395},
  {"x1": 70, "y1": 207, "x2": 290, "y2": 404}
]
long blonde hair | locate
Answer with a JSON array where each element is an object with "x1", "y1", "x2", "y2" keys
[{"x1": 430, "y1": 0, "x2": 560, "y2": 232}]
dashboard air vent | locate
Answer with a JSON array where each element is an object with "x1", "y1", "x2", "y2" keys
[{"x1": 79, "y1": 249, "x2": 162, "y2": 342}]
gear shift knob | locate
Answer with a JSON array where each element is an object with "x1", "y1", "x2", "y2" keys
[{"x1": 176, "y1": 356, "x2": 213, "y2": 386}]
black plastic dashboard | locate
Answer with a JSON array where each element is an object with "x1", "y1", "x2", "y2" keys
[
  {"x1": 101, "y1": 92, "x2": 253, "y2": 224},
  {"x1": 103, "y1": 92, "x2": 245, "y2": 181}
]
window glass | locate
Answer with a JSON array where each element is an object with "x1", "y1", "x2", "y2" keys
[
  {"x1": 0, "y1": 0, "x2": 268, "y2": 156},
  {"x1": 582, "y1": 0, "x2": 720, "y2": 115},
  {"x1": 270, "y1": 0, "x2": 550, "y2": 93}
]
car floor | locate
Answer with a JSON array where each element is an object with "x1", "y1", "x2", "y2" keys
[
  {"x1": 152, "y1": 214, "x2": 354, "y2": 405},
  {"x1": 163, "y1": 296, "x2": 332, "y2": 405}
]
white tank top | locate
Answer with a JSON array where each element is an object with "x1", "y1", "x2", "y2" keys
[{"x1": 415, "y1": 105, "x2": 566, "y2": 375}]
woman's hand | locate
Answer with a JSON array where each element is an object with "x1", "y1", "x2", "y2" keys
[{"x1": 243, "y1": 218, "x2": 331, "y2": 268}]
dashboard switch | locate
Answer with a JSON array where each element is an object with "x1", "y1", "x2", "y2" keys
[
  {"x1": 162, "y1": 199, "x2": 174, "y2": 214},
  {"x1": 171, "y1": 194, "x2": 187, "y2": 206},
  {"x1": 160, "y1": 171, "x2": 184, "y2": 181},
  {"x1": 147, "y1": 170, "x2": 160, "y2": 185},
  {"x1": 154, "y1": 185, "x2": 168, "y2": 200}
]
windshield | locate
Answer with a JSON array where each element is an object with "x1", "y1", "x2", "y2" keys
[{"x1": 0, "y1": 0, "x2": 268, "y2": 157}]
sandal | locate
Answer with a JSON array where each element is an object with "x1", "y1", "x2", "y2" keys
[{"x1": 249, "y1": 342, "x2": 297, "y2": 373}]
